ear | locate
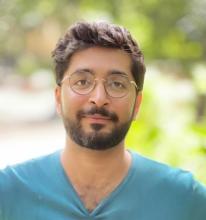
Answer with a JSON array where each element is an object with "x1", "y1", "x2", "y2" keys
[
  {"x1": 55, "y1": 86, "x2": 62, "y2": 116},
  {"x1": 132, "y1": 92, "x2": 142, "y2": 120}
]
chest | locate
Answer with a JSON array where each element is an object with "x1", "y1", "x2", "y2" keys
[{"x1": 74, "y1": 182, "x2": 116, "y2": 212}]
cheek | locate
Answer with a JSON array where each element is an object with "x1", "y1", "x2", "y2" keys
[
  {"x1": 114, "y1": 98, "x2": 135, "y2": 121},
  {"x1": 61, "y1": 90, "x2": 87, "y2": 116}
]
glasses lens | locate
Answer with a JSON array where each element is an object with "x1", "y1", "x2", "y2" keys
[
  {"x1": 105, "y1": 74, "x2": 130, "y2": 98},
  {"x1": 66, "y1": 72, "x2": 135, "y2": 98},
  {"x1": 69, "y1": 71, "x2": 94, "y2": 94}
]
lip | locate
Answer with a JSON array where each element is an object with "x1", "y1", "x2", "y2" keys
[{"x1": 83, "y1": 114, "x2": 111, "y2": 124}]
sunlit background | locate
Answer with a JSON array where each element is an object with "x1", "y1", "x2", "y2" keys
[{"x1": 0, "y1": 0, "x2": 205, "y2": 183}]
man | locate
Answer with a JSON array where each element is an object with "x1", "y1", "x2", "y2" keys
[{"x1": 0, "y1": 21, "x2": 205, "y2": 220}]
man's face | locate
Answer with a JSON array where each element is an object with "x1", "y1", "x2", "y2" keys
[{"x1": 55, "y1": 47, "x2": 142, "y2": 150}]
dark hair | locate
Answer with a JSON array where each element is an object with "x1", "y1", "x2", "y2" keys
[{"x1": 52, "y1": 21, "x2": 146, "y2": 91}]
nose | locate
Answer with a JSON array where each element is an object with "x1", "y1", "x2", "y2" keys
[{"x1": 88, "y1": 80, "x2": 110, "y2": 107}]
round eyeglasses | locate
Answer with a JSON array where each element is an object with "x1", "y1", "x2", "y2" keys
[{"x1": 60, "y1": 71, "x2": 139, "y2": 98}]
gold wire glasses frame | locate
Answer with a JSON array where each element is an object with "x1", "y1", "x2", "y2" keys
[{"x1": 60, "y1": 71, "x2": 139, "y2": 98}]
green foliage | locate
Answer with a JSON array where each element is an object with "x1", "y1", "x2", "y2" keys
[
  {"x1": 1, "y1": 0, "x2": 206, "y2": 67},
  {"x1": 126, "y1": 71, "x2": 206, "y2": 184}
]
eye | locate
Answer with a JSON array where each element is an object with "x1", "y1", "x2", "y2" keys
[
  {"x1": 106, "y1": 74, "x2": 129, "y2": 91},
  {"x1": 76, "y1": 79, "x2": 89, "y2": 86},
  {"x1": 73, "y1": 78, "x2": 93, "y2": 90},
  {"x1": 111, "y1": 81, "x2": 125, "y2": 89},
  {"x1": 107, "y1": 80, "x2": 127, "y2": 93}
]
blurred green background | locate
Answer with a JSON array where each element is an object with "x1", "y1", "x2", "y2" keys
[{"x1": 0, "y1": 0, "x2": 205, "y2": 183}]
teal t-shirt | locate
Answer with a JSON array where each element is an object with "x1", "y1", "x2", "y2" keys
[{"x1": 0, "y1": 150, "x2": 206, "y2": 220}]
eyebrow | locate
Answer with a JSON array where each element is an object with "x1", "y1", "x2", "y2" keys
[
  {"x1": 108, "y1": 69, "x2": 128, "y2": 77},
  {"x1": 72, "y1": 68, "x2": 95, "y2": 75},
  {"x1": 71, "y1": 68, "x2": 128, "y2": 77}
]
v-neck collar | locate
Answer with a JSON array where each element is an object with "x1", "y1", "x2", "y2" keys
[{"x1": 55, "y1": 150, "x2": 135, "y2": 217}]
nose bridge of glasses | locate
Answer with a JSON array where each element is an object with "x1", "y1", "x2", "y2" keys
[
  {"x1": 92, "y1": 78, "x2": 108, "y2": 95},
  {"x1": 88, "y1": 77, "x2": 110, "y2": 106}
]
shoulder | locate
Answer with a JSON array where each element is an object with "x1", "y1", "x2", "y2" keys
[
  {"x1": 0, "y1": 150, "x2": 62, "y2": 217},
  {"x1": 130, "y1": 151, "x2": 206, "y2": 217},
  {"x1": 131, "y1": 151, "x2": 195, "y2": 185},
  {"x1": 0, "y1": 150, "x2": 61, "y2": 192}
]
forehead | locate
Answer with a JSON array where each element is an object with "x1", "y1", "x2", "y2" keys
[{"x1": 66, "y1": 47, "x2": 133, "y2": 78}]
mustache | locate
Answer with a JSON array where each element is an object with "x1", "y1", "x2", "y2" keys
[{"x1": 77, "y1": 107, "x2": 118, "y2": 122}]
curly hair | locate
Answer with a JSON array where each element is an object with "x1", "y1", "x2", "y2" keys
[{"x1": 52, "y1": 21, "x2": 146, "y2": 91}]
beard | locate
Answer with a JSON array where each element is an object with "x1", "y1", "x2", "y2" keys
[{"x1": 62, "y1": 106, "x2": 133, "y2": 150}]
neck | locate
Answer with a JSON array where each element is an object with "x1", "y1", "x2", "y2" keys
[{"x1": 60, "y1": 137, "x2": 131, "y2": 186}]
